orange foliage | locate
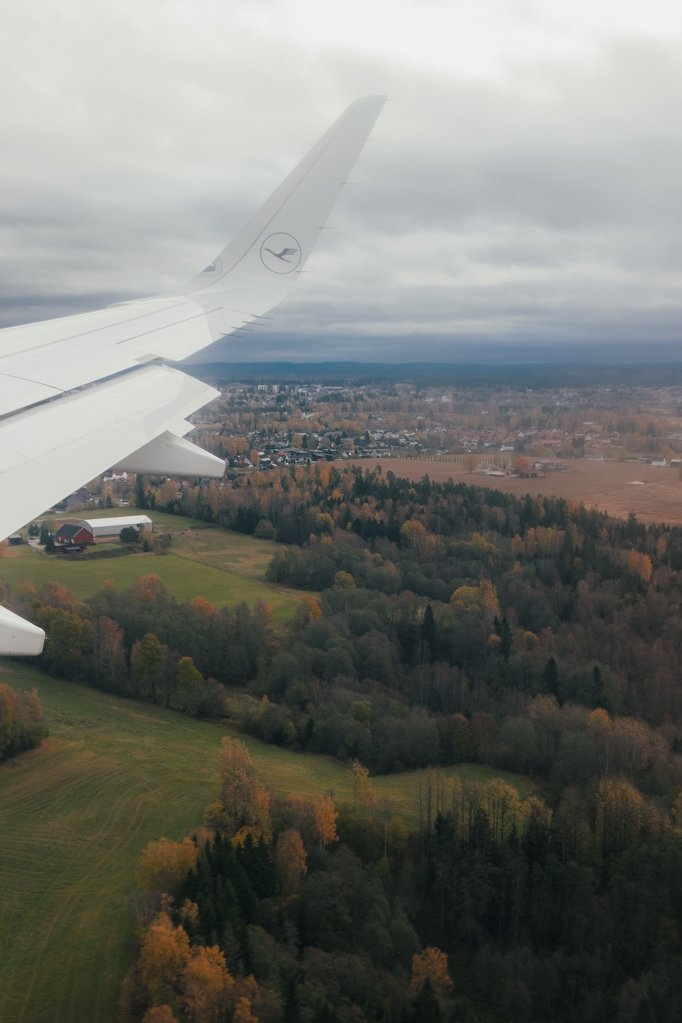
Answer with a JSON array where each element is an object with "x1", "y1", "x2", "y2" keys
[
  {"x1": 449, "y1": 580, "x2": 499, "y2": 620},
  {"x1": 595, "y1": 776, "x2": 651, "y2": 857},
  {"x1": 275, "y1": 828, "x2": 307, "y2": 897},
  {"x1": 142, "y1": 1007, "x2": 179, "y2": 1023},
  {"x1": 351, "y1": 759, "x2": 375, "y2": 807},
  {"x1": 179, "y1": 899, "x2": 200, "y2": 933},
  {"x1": 189, "y1": 597, "x2": 218, "y2": 617},
  {"x1": 231, "y1": 825, "x2": 268, "y2": 848},
  {"x1": 220, "y1": 738, "x2": 272, "y2": 839},
  {"x1": 137, "y1": 912, "x2": 263, "y2": 1023},
  {"x1": 157, "y1": 480, "x2": 180, "y2": 506},
  {"x1": 409, "y1": 946, "x2": 453, "y2": 1000},
  {"x1": 233, "y1": 976, "x2": 261, "y2": 1018},
  {"x1": 39, "y1": 581, "x2": 79, "y2": 612},
  {"x1": 183, "y1": 945, "x2": 233, "y2": 1023},
  {"x1": 138, "y1": 913, "x2": 191, "y2": 1006},
  {"x1": 294, "y1": 595, "x2": 322, "y2": 629},
  {"x1": 134, "y1": 574, "x2": 167, "y2": 607},
  {"x1": 136, "y1": 837, "x2": 198, "y2": 895},
  {"x1": 313, "y1": 795, "x2": 338, "y2": 849},
  {"x1": 233, "y1": 996, "x2": 260, "y2": 1023},
  {"x1": 15, "y1": 579, "x2": 37, "y2": 601},
  {"x1": 627, "y1": 550, "x2": 653, "y2": 583}
]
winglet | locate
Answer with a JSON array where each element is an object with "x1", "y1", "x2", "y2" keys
[{"x1": 183, "y1": 96, "x2": 387, "y2": 318}]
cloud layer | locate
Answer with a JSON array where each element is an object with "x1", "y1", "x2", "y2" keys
[{"x1": 1, "y1": 2, "x2": 682, "y2": 361}]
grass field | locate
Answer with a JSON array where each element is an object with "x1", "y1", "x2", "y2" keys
[
  {"x1": 1, "y1": 512, "x2": 301, "y2": 622},
  {"x1": 0, "y1": 662, "x2": 528, "y2": 1023}
]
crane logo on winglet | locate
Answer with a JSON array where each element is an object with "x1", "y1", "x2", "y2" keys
[{"x1": 260, "y1": 232, "x2": 302, "y2": 274}]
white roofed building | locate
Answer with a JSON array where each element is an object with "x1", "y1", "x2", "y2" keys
[{"x1": 78, "y1": 515, "x2": 152, "y2": 538}]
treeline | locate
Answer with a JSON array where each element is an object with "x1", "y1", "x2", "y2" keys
[
  {"x1": 6, "y1": 577, "x2": 273, "y2": 719},
  {"x1": 414, "y1": 773, "x2": 682, "y2": 1022},
  {"x1": 144, "y1": 465, "x2": 682, "y2": 787},
  {"x1": 151, "y1": 464, "x2": 682, "y2": 725},
  {"x1": 123, "y1": 739, "x2": 682, "y2": 1022},
  {"x1": 193, "y1": 359, "x2": 682, "y2": 388},
  {"x1": 15, "y1": 462, "x2": 682, "y2": 792},
  {"x1": 19, "y1": 568, "x2": 676, "y2": 794},
  {"x1": 0, "y1": 681, "x2": 46, "y2": 761}
]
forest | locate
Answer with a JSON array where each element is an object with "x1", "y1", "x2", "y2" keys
[
  {"x1": 11, "y1": 464, "x2": 682, "y2": 786},
  {"x1": 7, "y1": 463, "x2": 682, "y2": 1019},
  {"x1": 122, "y1": 736, "x2": 682, "y2": 1023}
]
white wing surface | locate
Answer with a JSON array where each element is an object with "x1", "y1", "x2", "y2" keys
[{"x1": 0, "y1": 96, "x2": 386, "y2": 653}]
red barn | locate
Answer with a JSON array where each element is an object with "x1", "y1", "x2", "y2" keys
[{"x1": 54, "y1": 522, "x2": 94, "y2": 549}]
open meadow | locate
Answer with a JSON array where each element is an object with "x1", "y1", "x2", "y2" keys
[
  {"x1": 1, "y1": 511, "x2": 302, "y2": 622},
  {"x1": 0, "y1": 662, "x2": 527, "y2": 1022},
  {"x1": 342, "y1": 456, "x2": 682, "y2": 525}
]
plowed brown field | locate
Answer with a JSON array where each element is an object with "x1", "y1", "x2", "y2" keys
[{"x1": 339, "y1": 457, "x2": 682, "y2": 525}]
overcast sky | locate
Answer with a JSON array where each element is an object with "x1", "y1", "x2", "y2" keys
[{"x1": 2, "y1": 0, "x2": 682, "y2": 362}]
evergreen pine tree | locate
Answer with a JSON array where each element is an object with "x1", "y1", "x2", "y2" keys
[
  {"x1": 410, "y1": 979, "x2": 442, "y2": 1023},
  {"x1": 541, "y1": 657, "x2": 560, "y2": 699},
  {"x1": 421, "y1": 604, "x2": 437, "y2": 663}
]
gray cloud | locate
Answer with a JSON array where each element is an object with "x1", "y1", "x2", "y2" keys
[{"x1": 1, "y1": 3, "x2": 682, "y2": 360}]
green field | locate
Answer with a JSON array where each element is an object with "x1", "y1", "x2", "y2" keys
[
  {"x1": 1, "y1": 511, "x2": 301, "y2": 621},
  {"x1": 0, "y1": 663, "x2": 528, "y2": 1023}
]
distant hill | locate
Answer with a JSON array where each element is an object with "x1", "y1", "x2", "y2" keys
[{"x1": 185, "y1": 360, "x2": 682, "y2": 389}]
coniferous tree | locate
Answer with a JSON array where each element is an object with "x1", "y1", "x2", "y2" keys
[
  {"x1": 409, "y1": 979, "x2": 442, "y2": 1023},
  {"x1": 421, "y1": 603, "x2": 437, "y2": 663}
]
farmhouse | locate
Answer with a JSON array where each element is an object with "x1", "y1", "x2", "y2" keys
[
  {"x1": 55, "y1": 523, "x2": 94, "y2": 548},
  {"x1": 78, "y1": 515, "x2": 152, "y2": 539}
]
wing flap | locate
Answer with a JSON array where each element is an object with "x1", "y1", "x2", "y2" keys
[
  {"x1": 0, "y1": 364, "x2": 219, "y2": 543},
  {"x1": 117, "y1": 430, "x2": 225, "y2": 476}
]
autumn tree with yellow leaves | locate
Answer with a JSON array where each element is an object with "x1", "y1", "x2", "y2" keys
[
  {"x1": 136, "y1": 837, "x2": 198, "y2": 898},
  {"x1": 313, "y1": 794, "x2": 338, "y2": 850},
  {"x1": 134, "y1": 912, "x2": 263, "y2": 1023},
  {"x1": 219, "y1": 737, "x2": 272, "y2": 841},
  {"x1": 275, "y1": 828, "x2": 307, "y2": 897},
  {"x1": 408, "y1": 946, "x2": 453, "y2": 1007}
]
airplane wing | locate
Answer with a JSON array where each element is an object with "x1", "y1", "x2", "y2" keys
[{"x1": 0, "y1": 95, "x2": 387, "y2": 654}]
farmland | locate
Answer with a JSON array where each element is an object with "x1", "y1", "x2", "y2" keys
[
  {"x1": 343, "y1": 456, "x2": 682, "y2": 525},
  {"x1": 1, "y1": 511, "x2": 301, "y2": 621},
  {"x1": 0, "y1": 662, "x2": 527, "y2": 1022}
]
